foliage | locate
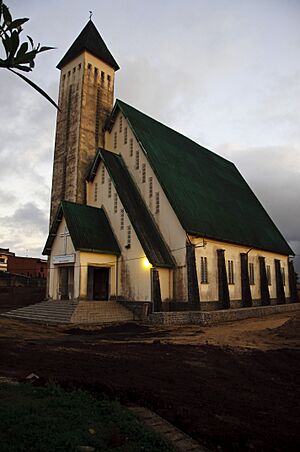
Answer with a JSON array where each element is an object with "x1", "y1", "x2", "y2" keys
[
  {"x1": 0, "y1": 383, "x2": 174, "y2": 452},
  {"x1": 0, "y1": 1, "x2": 58, "y2": 109}
]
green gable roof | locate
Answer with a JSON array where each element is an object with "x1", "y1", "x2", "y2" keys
[
  {"x1": 88, "y1": 149, "x2": 175, "y2": 268},
  {"x1": 57, "y1": 20, "x2": 119, "y2": 70},
  {"x1": 108, "y1": 100, "x2": 293, "y2": 256},
  {"x1": 43, "y1": 201, "x2": 120, "y2": 256}
]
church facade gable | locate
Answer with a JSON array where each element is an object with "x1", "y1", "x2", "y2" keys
[
  {"x1": 104, "y1": 109, "x2": 187, "y2": 266},
  {"x1": 86, "y1": 152, "x2": 174, "y2": 302}
]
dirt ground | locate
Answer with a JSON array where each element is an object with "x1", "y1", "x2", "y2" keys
[{"x1": 0, "y1": 310, "x2": 299, "y2": 451}]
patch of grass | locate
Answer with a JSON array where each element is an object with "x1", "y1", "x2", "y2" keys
[{"x1": 0, "y1": 383, "x2": 174, "y2": 452}]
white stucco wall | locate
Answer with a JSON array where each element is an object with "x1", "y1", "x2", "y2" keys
[
  {"x1": 49, "y1": 218, "x2": 77, "y2": 300},
  {"x1": 191, "y1": 236, "x2": 290, "y2": 303}
]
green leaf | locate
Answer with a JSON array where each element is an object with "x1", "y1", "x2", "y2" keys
[
  {"x1": 6, "y1": 18, "x2": 29, "y2": 30},
  {"x1": 2, "y1": 35, "x2": 10, "y2": 56},
  {"x1": 16, "y1": 41, "x2": 28, "y2": 60},
  {"x1": 8, "y1": 68, "x2": 60, "y2": 110},
  {"x1": 2, "y1": 4, "x2": 12, "y2": 24},
  {"x1": 38, "y1": 46, "x2": 55, "y2": 53},
  {"x1": 9, "y1": 30, "x2": 20, "y2": 57},
  {"x1": 27, "y1": 35, "x2": 34, "y2": 48},
  {"x1": 15, "y1": 49, "x2": 37, "y2": 64}
]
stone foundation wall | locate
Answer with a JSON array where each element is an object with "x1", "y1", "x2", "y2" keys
[{"x1": 148, "y1": 302, "x2": 300, "y2": 326}]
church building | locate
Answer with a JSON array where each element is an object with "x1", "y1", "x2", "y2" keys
[{"x1": 43, "y1": 20, "x2": 298, "y2": 321}]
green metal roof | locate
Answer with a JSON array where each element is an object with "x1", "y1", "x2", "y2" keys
[
  {"x1": 107, "y1": 100, "x2": 293, "y2": 256},
  {"x1": 57, "y1": 20, "x2": 119, "y2": 70},
  {"x1": 43, "y1": 201, "x2": 120, "y2": 256},
  {"x1": 88, "y1": 149, "x2": 175, "y2": 268}
]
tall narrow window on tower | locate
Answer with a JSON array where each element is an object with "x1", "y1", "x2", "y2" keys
[
  {"x1": 101, "y1": 166, "x2": 105, "y2": 184},
  {"x1": 95, "y1": 87, "x2": 101, "y2": 146},
  {"x1": 124, "y1": 127, "x2": 128, "y2": 144},
  {"x1": 135, "y1": 150, "x2": 139, "y2": 169},
  {"x1": 119, "y1": 115, "x2": 122, "y2": 133},
  {"x1": 114, "y1": 131, "x2": 117, "y2": 149}
]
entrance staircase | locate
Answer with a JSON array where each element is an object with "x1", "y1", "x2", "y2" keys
[
  {"x1": 1, "y1": 300, "x2": 78, "y2": 324},
  {"x1": 1, "y1": 300, "x2": 134, "y2": 324}
]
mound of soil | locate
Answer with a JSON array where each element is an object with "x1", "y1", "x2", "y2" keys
[{"x1": 273, "y1": 317, "x2": 300, "y2": 339}]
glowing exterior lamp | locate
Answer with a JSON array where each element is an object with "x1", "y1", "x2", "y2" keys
[{"x1": 142, "y1": 258, "x2": 152, "y2": 269}]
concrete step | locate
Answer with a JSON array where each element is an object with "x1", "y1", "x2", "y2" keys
[
  {"x1": 71, "y1": 301, "x2": 134, "y2": 324},
  {"x1": 1, "y1": 300, "x2": 78, "y2": 324},
  {"x1": 1, "y1": 300, "x2": 134, "y2": 324}
]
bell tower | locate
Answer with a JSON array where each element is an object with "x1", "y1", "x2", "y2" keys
[{"x1": 50, "y1": 20, "x2": 119, "y2": 225}]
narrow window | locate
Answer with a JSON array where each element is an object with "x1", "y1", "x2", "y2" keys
[
  {"x1": 107, "y1": 74, "x2": 111, "y2": 82},
  {"x1": 78, "y1": 63, "x2": 81, "y2": 70},
  {"x1": 201, "y1": 257, "x2": 208, "y2": 283},
  {"x1": 101, "y1": 71, "x2": 105, "y2": 84},
  {"x1": 87, "y1": 63, "x2": 92, "y2": 70},
  {"x1": 101, "y1": 166, "x2": 105, "y2": 184},
  {"x1": 114, "y1": 193, "x2": 118, "y2": 213},
  {"x1": 281, "y1": 267, "x2": 285, "y2": 286},
  {"x1": 120, "y1": 209, "x2": 124, "y2": 230},
  {"x1": 149, "y1": 177, "x2": 153, "y2": 198},
  {"x1": 227, "y1": 260, "x2": 234, "y2": 284},
  {"x1": 94, "y1": 182, "x2": 98, "y2": 202},
  {"x1": 155, "y1": 192, "x2": 160, "y2": 214},
  {"x1": 94, "y1": 67, "x2": 98, "y2": 78},
  {"x1": 130, "y1": 138, "x2": 133, "y2": 156},
  {"x1": 127, "y1": 225, "x2": 131, "y2": 246},
  {"x1": 73, "y1": 67, "x2": 76, "y2": 73},
  {"x1": 249, "y1": 262, "x2": 255, "y2": 285},
  {"x1": 266, "y1": 265, "x2": 271, "y2": 285},
  {"x1": 135, "y1": 150, "x2": 139, "y2": 169},
  {"x1": 119, "y1": 115, "x2": 122, "y2": 133},
  {"x1": 108, "y1": 179, "x2": 112, "y2": 198},
  {"x1": 124, "y1": 126, "x2": 128, "y2": 145},
  {"x1": 114, "y1": 131, "x2": 117, "y2": 149},
  {"x1": 142, "y1": 163, "x2": 146, "y2": 183}
]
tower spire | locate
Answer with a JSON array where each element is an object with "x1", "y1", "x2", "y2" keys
[{"x1": 50, "y1": 21, "x2": 119, "y2": 226}]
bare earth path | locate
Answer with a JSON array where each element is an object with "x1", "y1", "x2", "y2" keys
[{"x1": 0, "y1": 310, "x2": 299, "y2": 451}]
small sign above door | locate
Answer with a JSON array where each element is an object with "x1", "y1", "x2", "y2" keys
[{"x1": 53, "y1": 254, "x2": 75, "y2": 264}]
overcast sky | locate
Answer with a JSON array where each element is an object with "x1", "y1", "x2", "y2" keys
[{"x1": 0, "y1": 0, "x2": 299, "y2": 272}]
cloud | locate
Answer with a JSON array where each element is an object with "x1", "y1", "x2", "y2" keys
[{"x1": 0, "y1": 203, "x2": 48, "y2": 257}]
